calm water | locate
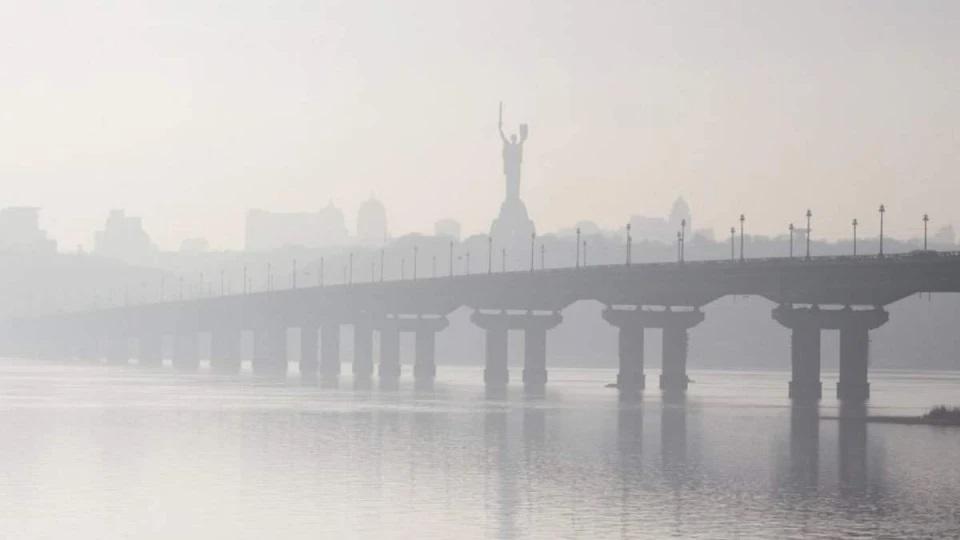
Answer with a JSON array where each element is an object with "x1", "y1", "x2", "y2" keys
[{"x1": 0, "y1": 360, "x2": 959, "y2": 539}]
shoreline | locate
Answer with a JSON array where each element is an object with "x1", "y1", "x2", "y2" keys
[{"x1": 821, "y1": 415, "x2": 960, "y2": 426}]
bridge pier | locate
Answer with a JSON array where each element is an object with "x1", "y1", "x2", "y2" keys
[
  {"x1": 353, "y1": 320, "x2": 374, "y2": 384},
  {"x1": 138, "y1": 334, "x2": 164, "y2": 368},
  {"x1": 837, "y1": 308, "x2": 887, "y2": 401},
  {"x1": 105, "y1": 336, "x2": 129, "y2": 366},
  {"x1": 253, "y1": 326, "x2": 287, "y2": 377},
  {"x1": 173, "y1": 332, "x2": 199, "y2": 371},
  {"x1": 413, "y1": 317, "x2": 449, "y2": 388},
  {"x1": 772, "y1": 305, "x2": 823, "y2": 401},
  {"x1": 320, "y1": 323, "x2": 341, "y2": 384},
  {"x1": 604, "y1": 307, "x2": 703, "y2": 394},
  {"x1": 299, "y1": 326, "x2": 319, "y2": 380},
  {"x1": 378, "y1": 322, "x2": 401, "y2": 387},
  {"x1": 774, "y1": 305, "x2": 888, "y2": 401},
  {"x1": 471, "y1": 311, "x2": 562, "y2": 390},
  {"x1": 211, "y1": 329, "x2": 242, "y2": 374},
  {"x1": 472, "y1": 313, "x2": 509, "y2": 387},
  {"x1": 602, "y1": 308, "x2": 646, "y2": 392}
]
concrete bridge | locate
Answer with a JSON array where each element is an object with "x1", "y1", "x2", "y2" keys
[{"x1": 8, "y1": 251, "x2": 960, "y2": 401}]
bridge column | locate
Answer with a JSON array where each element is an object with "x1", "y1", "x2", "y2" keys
[
  {"x1": 836, "y1": 308, "x2": 888, "y2": 402},
  {"x1": 353, "y1": 320, "x2": 374, "y2": 383},
  {"x1": 378, "y1": 322, "x2": 401, "y2": 386},
  {"x1": 602, "y1": 308, "x2": 646, "y2": 392},
  {"x1": 320, "y1": 323, "x2": 341, "y2": 382},
  {"x1": 105, "y1": 336, "x2": 129, "y2": 366},
  {"x1": 413, "y1": 317, "x2": 449, "y2": 388},
  {"x1": 772, "y1": 305, "x2": 823, "y2": 401},
  {"x1": 211, "y1": 329, "x2": 242, "y2": 374},
  {"x1": 173, "y1": 332, "x2": 199, "y2": 371},
  {"x1": 138, "y1": 334, "x2": 163, "y2": 368},
  {"x1": 471, "y1": 312, "x2": 509, "y2": 387},
  {"x1": 658, "y1": 310, "x2": 705, "y2": 395},
  {"x1": 521, "y1": 313, "x2": 563, "y2": 391},
  {"x1": 253, "y1": 326, "x2": 287, "y2": 377},
  {"x1": 299, "y1": 326, "x2": 319, "y2": 380}
]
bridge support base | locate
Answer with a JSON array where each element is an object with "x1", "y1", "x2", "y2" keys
[
  {"x1": 138, "y1": 334, "x2": 163, "y2": 368},
  {"x1": 353, "y1": 321, "x2": 374, "y2": 385},
  {"x1": 173, "y1": 332, "x2": 199, "y2": 372},
  {"x1": 378, "y1": 325, "x2": 401, "y2": 388},
  {"x1": 253, "y1": 327, "x2": 287, "y2": 377},
  {"x1": 299, "y1": 326, "x2": 319, "y2": 380},
  {"x1": 413, "y1": 317, "x2": 448, "y2": 389},
  {"x1": 211, "y1": 330, "x2": 242, "y2": 375},
  {"x1": 105, "y1": 337, "x2": 129, "y2": 366},
  {"x1": 320, "y1": 324, "x2": 341, "y2": 387}
]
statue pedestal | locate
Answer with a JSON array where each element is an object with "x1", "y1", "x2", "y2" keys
[{"x1": 490, "y1": 197, "x2": 536, "y2": 254}]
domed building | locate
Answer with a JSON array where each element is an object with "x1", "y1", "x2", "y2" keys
[{"x1": 357, "y1": 196, "x2": 388, "y2": 245}]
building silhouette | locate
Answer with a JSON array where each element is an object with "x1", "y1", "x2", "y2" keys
[
  {"x1": 0, "y1": 207, "x2": 56, "y2": 254},
  {"x1": 357, "y1": 196, "x2": 389, "y2": 245},
  {"x1": 94, "y1": 210, "x2": 156, "y2": 263},
  {"x1": 245, "y1": 203, "x2": 348, "y2": 252}
]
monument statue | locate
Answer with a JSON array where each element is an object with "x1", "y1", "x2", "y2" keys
[
  {"x1": 499, "y1": 102, "x2": 528, "y2": 201},
  {"x1": 490, "y1": 102, "x2": 536, "y2": 253}
]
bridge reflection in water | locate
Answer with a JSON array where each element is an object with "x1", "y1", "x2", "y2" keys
[{"x1": 10, "y1": 252, "x2": 960, "y2": 402}]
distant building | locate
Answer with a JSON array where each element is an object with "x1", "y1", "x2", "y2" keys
[
  {"x1": 179, "y1": 238, "x2": 210, "y2": 253},
  {"x1": 245, "y1": 203, "x2": 348, "y2": 251},
  {"x1": 629, "y1": 197, "x2": 692, "y2": 243},
  {"x1": 94, "y1": 210, "x2": 156, "y2": 263},
  {"x1": 357, "y1": 196, "x2": 388, "y2": 245},
  {"x1": 434, "y1": 219, "x2": 461, "y2": 241},
  {"x1": 0, "y1": 207, "x2": 57, "y2": 254}
]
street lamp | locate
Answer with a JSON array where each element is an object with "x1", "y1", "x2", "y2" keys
[
  {"x1": 680, "y1": 218, "x2": 687, "y2": 262},
  {"x1": 502, "y1": 248, "x2": 506, "y2": 272},
  {"x1": 788, "y1": 223, "x2": 794, "y2": 258},
  {"x1": 879, "y1": 204, "x2": 886, "y2": 257},
  {"x1": 349, "y1": 253, "x2": 354, "y2": 284},
  {"x1": 540, "y1": 244, "x2": 545, "y2": 270},
  {"x1": 805, "y1": 209, "x2": 812, "y2": 260},
  {"x1": 676, "y1": 231, "x2": 682, "y2": 263},
  {"x1": 852, "y1": 218, "x2": 858, "y2": 256},
  {"x1": 739, "y1": 214, "x2": 745, "y2": 262},
  {"x1": 923, "y1": 213, "x2": 929, "y2": 250},
  {"x1": 413, "y1": 246, "x2": 418, "y2": 280},
  {"x1": 488, "y1": 236, "x2": 493, "y2": 274},
  {"x1": 625, "y1": 223, "x2": 632, "y2": 266},
  {"x1": 530, "y1": 232, "x2": 536, "y2": 272},
  {"x1": 576, "y1": 227, "x2": 581, "y2": 268},
  {"x1": 729, "y1": 227, "x2": 735, "y2": 261},
  {"x1": 582, "y1": 240, "x2": 588, "y2": 267}
]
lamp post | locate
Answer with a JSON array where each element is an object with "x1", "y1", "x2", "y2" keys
[
  {"x1": 805, "y1": 209, "x2": 812, "y2": 260},
  {"x1": 540, "y1": 244, "x2": 545, "y2": 270},
  {"x1": 488, "y1": 236, "x2": 493, "y2": 274},
  {"x1": 879, "y1": 204, "x2": 886, "y2": 257},
  {"x1": 583, "y1": 240, "x2": 588, "y2": 267},
  {"x1": 413, "y1": 246, "x2": 418, "y2": 281},
  {"x1": 576, "y1": 227, "x2": 581, "y2": 268},
  {"x1": 739, "y1": 214, "x2": 745, "y2": 262},
  {"x1": 626, "y1": 223, "x2": 632, "y2": 266},
  {"x1": 680, "y1": 218, "x2": 686, "y2": 262},
  {"x1": 292, "y1": 259, "x2": 297, "y2": 289},
  {"x1": 349, "y1": 253, "x2": 354, "y2": 284},
  {"x1": 852, "y1": 218, "x2": 858, "y2": 256},
  {"x1": 729, "y1": 227, "x2": 735, "y2": 261},
  {"x1": 466, "y1": 251, "x2": 471, "y2": 275},
  {"x1": 501, "y1": 248, "x2": 506, "y2": 273},
  {"x1": 530, "y1": 232, "x2": 536, "y2": 272},
  {"x1": 788, "y1": 223, "x2": 794, "y2": 258},
  {"x1": 923, "y1": 213, "x2": 929, "y2": 250},
  {"x1": 676, "y1": 231, "x2": 682, "y2": 263}
]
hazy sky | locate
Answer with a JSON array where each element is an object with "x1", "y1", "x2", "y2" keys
[{"x1": 2, "y1": 1, "x2": 958, "y2": 250}]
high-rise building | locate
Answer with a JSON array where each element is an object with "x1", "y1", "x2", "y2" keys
[
  {"x1": 94, "y1": 210, "x2": 156, "y2": 263},
  {"x1": 245, "y1": 203, "x2": 349, "y2": 252},
  {"x1": 357, "y1": 196, "x2": 388, "y2": 245},
  {"x1": 0, "y1": 207, "x2": 57, "y2": 254}
]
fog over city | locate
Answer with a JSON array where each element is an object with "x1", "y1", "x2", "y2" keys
[{"x1": 2, "y1": 2, "x2": 960, "y2": 539}]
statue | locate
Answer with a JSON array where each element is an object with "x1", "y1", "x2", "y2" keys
[{"x1": 498, "y1": 102, "x2": 528, "y2": 201}]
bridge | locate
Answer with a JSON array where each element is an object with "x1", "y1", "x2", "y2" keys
[{"x1": 6, "y1": 251, "x2": 960, "y2": 402}]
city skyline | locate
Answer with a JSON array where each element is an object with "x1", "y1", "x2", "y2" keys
[{"x1": 2, "y1": 2, "x2": 959, "y2": 250}]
